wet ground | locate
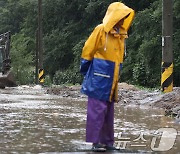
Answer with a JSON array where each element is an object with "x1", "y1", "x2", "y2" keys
[{"x1": 0, "y1": 85, "x2": 180, "y2": 153}]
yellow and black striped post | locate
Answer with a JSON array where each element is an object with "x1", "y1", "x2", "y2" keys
[
  {"x1": 37, "y1": 0, "x2": 44, "y2": 84},
  {"x1": 161, "y1": 0, "x2": 173, "y2": 92},
  {"x1": 39, "y1": 68, "x2": 44, "y2": 83},
  {"x1": 161, "y1": 62, "x2": 173, "y2": 92}
]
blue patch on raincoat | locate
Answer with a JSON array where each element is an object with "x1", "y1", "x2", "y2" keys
[{"x1": 81, "y1": 58, "x2": 115, "y2": 101}]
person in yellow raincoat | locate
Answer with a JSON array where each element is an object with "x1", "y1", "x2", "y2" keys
[{"x1": 80, "y1": 2, "x2": 135, "y2": 152}]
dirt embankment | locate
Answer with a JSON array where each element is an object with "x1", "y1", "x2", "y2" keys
[
  {"x1": 46, "y1": 83, "x2": 180, "y2": 121},
  {"x1": 117, "y1": 83, "x2": 180, "y2": 119}
]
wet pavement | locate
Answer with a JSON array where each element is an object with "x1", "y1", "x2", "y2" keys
[{"x1": 0, "y1": 85, "x2": 179, "y2": 153}]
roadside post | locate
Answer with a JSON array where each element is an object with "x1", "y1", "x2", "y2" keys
[
  {"x1": 37, "y1": 0, "x2": 44, "y2": 84},
  {"x1": 161, "y1": 0, "x2": 173, "y2": 92}
]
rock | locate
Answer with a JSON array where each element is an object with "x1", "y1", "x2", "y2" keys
[
  {"x1": 118, "y1": 82, "x2": 138, "y2": 91},
  {"x1": 0, "y1": 82, "x2": 5, "y2": 89}
]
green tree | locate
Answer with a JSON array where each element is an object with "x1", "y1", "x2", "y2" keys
[
  {"x1": 173, "y1": 0, "x2": 180, "y2": 86},
  {"x1": 11, "y1": 33, "x2": 34, "y2": 84},
  {"x1": 0, "y1": 0, "x2": 179, "y2": 87},
  {"x1": 121, "y1": 0, "x2": 162, "y2": 87}
]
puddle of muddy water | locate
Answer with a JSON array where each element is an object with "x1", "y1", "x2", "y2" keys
[{"x1": 0, "y1": 90, "x2": 179, "y2": 153}]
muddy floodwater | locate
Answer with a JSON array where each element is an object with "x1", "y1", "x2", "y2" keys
[{"x1": 0, "y1": 86, "x2": 179, "y2": 153}]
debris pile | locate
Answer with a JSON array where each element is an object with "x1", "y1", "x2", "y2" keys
[{"x1": 46, "y1": 83, "x2": 180, "y2": 120}]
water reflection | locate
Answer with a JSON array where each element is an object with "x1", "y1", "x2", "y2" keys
[
  {"x1": 114, "y1": 104, "x2": 180, "y2": 153},
  {"x1": 0, "y1": 93, "x2": 179, "y2": 153}
]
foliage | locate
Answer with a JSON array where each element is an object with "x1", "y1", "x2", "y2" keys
[
  {"x1": 122, "y1": 0, "x2": 155, "y2": 12},
  {"x1": 121, "y1": 0, "x2": 171, "y2": 88},
  {"x1": 122, "y1": 0, "x2": 180, "y2": 87},
  {"x1": 173, "y1": 0, "x2": 180, "y2": 86},
  {"x1": 11, "y1": 33, "x2": 34, "y2": 85},
  {"x1": 43, "y1": 75, "x2": 52, "y2": 86},
  {"x1": 53, "y1": 68, "x2": 83, "y2": 85},
  {"x1": 0, "y1": 0, "x2": 179, "y2": 87}
]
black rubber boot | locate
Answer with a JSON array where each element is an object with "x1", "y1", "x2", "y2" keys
[{"x1": 92, "y1": 143, "x2": 106, "y2": 152}]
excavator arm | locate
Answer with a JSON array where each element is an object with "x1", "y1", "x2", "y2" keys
[{"x1": 0, "y1": 32, "x2": 16, "y2": 88}]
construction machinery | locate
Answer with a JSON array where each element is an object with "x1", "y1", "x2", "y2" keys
[{"x1": 0, "y1": 32, "x2": 16, "y2": 89}]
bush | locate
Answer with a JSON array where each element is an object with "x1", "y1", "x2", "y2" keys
[
  {"x1": 11, "y1": 33, "x2": 35, "y2": 85},
  {"x1": 53, "y1": 68, "x2": 83, "y2": 85},
  {"x1": 12, "y1": 67, "x2": 35, "y2": 85}
]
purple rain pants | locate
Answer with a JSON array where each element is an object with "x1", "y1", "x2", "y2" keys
[{"x1": 86, "y1": 96, "x2": 114, "y2": 146}]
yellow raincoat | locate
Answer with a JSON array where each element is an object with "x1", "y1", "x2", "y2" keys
[{"x1": 80, "y1": 2, "x2": 135, "y2": 102}]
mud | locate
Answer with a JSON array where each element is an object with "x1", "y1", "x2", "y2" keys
[
  {"x1": 0, "y1": 84, "x2": 179, "y2": 153},
  {"x1": 47, "y1": 83, "x2": 180, "y2": 121}
]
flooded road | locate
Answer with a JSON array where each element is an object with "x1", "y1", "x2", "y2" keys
[{"x1": 0, "y1": 86, "x2": 179, "y2": 153}]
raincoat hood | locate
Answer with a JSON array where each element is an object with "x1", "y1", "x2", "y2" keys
[{"x1": 103, "y1": 2, "x2": 135, "y2": 33}]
